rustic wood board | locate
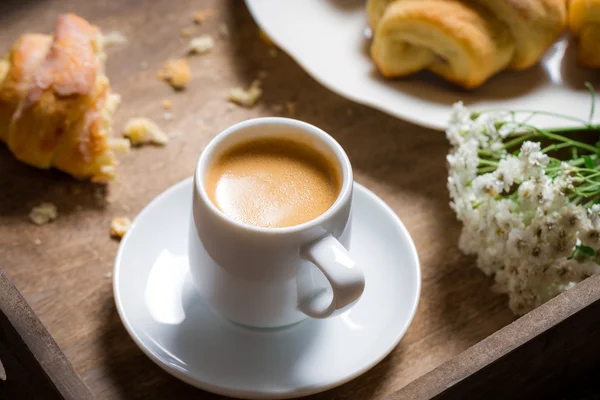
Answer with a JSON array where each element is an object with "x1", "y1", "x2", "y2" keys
[
  {"x1": 391, "y1": 273, "x2": 600, "y2": 400},
  {"x1": 0, "y1": 0, "x2": 516, "y2": 398},
  {"x1": 0, "y1": 269, "x2": 94, "y2": 400}
]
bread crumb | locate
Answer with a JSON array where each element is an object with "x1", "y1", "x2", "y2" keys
[
  {"x1": 194, "y1": 9, "x2": 216, "y2": 24},
  {"x1": 286, "y1": 101, "x2": 296, "y2": 116},
  {"x1": 110, "y1": 217, "x2": 131, "y2": 239},
  {"x1": 163, "y1": 112, "x2": 175, "y2": 121},
  {"x1": 161, "y1": 99, "x2": 173, "y2": 110},
  {"x1": 100, "y1": 31, "x2": 128, "y2": 48},
  {"x1": 34, "y1": 239, "x2": 41, "y2": 245},
  {"x1": 188, "y1": 35, "x2": 214, "y2": 55},
  {"x1": 29, "y1": 203, "x2": 57, "y2": 225},
  {"x1": 110, "y1": 138, "x2": 131, "y2": 154},
  {"x1": 180, "y1": 27, "x2": 194, "y2": 38},
  {"x1": 123, "y1": 118, "x2": 169, "y2": 146},
  {"x1": 227, "y1": 80, "x2": 262, "y2": 107},
  {"x1": 158, "y1": 58, "x2": 190, "y2": 90},
  {"x1": 259, "y1": 29, "x2": 274, "y2": 46},
  {"x1": 218, "y1": 24, "x2": 229, "y2": 38}
]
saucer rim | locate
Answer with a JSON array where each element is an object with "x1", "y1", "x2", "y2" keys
[{"x1": 113, "y1": 177, "x2": 421, "y2": 399}]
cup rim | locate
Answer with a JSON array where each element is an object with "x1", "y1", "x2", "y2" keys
[{"x1": 194, "y1": 117, "x2": 353, "y2": 234}]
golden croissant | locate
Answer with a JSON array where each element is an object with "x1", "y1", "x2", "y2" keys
[
  {"x1": 0, "y1": 14, "x2": 127, "y2": 182},
  {"x1": 569, "y1": 0, "x2": 600, "y2": 68},
  {"x1": 368, "y1": 0, "x2": 568, "y2": 88}
]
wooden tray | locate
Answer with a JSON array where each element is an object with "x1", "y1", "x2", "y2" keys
[
  {"x1": 0, "y1": 0, "x2": 598, "y2": 399},
  {"x1": 0, "y1": 269, "x2": 93, "y2": 400},
  {"x1": 392, "y1": 273, "x2": 600, "y2": 399}
]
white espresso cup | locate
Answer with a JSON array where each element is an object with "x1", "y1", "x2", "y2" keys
[{"x1": 188, "y1": 118, "x2": 365, "y2": 328}]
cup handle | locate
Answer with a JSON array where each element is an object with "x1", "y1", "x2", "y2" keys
[{"x1": 297, "y1": 235, "x2": 365, "y2": 319}]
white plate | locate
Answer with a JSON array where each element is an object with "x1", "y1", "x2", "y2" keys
[
  {"x1": 246, "y1": 0, "x2": 600, "y2": 130},
  {"x1": 113, "y1": 178, "x2": 421, "y2": 399}
]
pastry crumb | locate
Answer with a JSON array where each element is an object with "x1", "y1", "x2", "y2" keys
[
  {"x1": 218, "y1": 24, "x2": 229, "y2": 38},
  {"x1": 34, "y1": 238, "x2": 41, "y2": 245},
  {"x1": 188, "y1": 35, "x2": 214, "y2": 55},
  {"x1": 110, "y1": 217, "x2": 132, "y2": 239},
  {"x1": 110, "y1": 138, "x2": 131, "y2": 154},
  {"x1": 193, "y1": 9, "x2": 216, "y2": 24},
  {"x1": 100, "y1": 31, "x2": 128, "y2": 48},
  {"x1": 180, "y1": 27, "x2": 194, "y2": 38},
  {"x1": 158, "y1": 58, "x2": 190, "y2": 90},
  {"x1": 124, "y1": 118, "x2": 169, "y2": 146},
  {"x1": 227, "y1": 80, "x2": 262, "y2": 107},
  {"x1": 29, "y1": 203, "x2": 57, "y2": 225},
  {"x1": 161, "y1": 99, "x2": 172, "y2": 110}
]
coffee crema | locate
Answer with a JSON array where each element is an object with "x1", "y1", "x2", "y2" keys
[{"x1": 205, "y1": 137, "x2": 341, "y2": 228}]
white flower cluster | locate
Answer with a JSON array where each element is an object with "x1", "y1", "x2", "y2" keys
[{"x1": 447, "y1": 103, "x2": 600, "y2": 315}]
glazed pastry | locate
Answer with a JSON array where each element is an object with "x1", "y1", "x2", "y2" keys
[
  {"x1": 569, "y1": 0, "x2": 600, "y2": 68},
  {"x1": 0, "y1": 14, "x2": 127, "y2": 182},
  {"x1": 368, "y1": 0, "x2": 567, "y2": 88}
]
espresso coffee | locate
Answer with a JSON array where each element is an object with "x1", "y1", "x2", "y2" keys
[{"x1": 205, "y1": 137, "x2": 340, "y2": 228}]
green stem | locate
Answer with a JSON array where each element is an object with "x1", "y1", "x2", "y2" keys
[
  {"x1": 479, "y1": 159, "x2": 499, "y2": 167},
  {"x1": 502, "y1": 133, "x2": 536, "y2": 150},
  {"x1": 518, "y1": 124, "x2": 599, "y2": 153},
  {"x1": 477, "y1": 166, "x2": 498, "y2": 174},
  {"x1": 542, "y1": 142, "x2": 575, "y2": 154},
  {"x1": 479, "y1": 109, "x2": 592, "y2": 126}
]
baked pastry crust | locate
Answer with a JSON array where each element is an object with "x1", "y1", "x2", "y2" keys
[
  {"x1": 0, "y1": 14, "x2": 125, "y2": 182},
  {"x1": 569, "y1": 0, "x2": 600, "y2": 68},
  {"x1": 368, "y1": 0, "x2": 567, "y2": 88},
  {"x1": 470, "y1": 0, "x2": 567, "y2": 70}
]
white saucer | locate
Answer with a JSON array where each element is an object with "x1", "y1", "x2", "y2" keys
[
  {"x1": 113, "y1": 178, "x2": 421, "y2": 399},
  {"x1": 246, "y1": 0, "x2": 600, "y2": 130}
]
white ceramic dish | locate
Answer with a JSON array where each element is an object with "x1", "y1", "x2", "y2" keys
[
  {"x1": 113, "y1": 177, "x2": 421, "y2": 399},
  {"x1": 245, "y1": 0, "x2": 600, "y2": 131}
]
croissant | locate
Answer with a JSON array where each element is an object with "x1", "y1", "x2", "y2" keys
[
  {"x1": 0, "y1": 14, "x2": 127, "y2": 182},
  {"x1": 569, "y1": 0, "x2": 600, "y2": 68},
  {"x1": 368, "y1": 0, "x2": 567, "y2": 88}
]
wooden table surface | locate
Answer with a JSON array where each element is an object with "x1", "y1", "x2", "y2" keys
[{"x1": 0, "y1": 1, "x2": 516, "y2": 398}]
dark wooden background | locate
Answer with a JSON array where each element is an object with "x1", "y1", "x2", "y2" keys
[{"x1": 0, "y1": 0, "x2": 519, "y2": 398}]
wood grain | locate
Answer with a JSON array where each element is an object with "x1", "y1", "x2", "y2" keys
[
  {"x1": 0, "y1": 0, "x2": 515, "y2": 398},
  {"x1": 390, "y1": 273, "x2": 600, "y2": 400},
  {"x1": 0, "y1": 269, "x2": 94, "y2": 400}
]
